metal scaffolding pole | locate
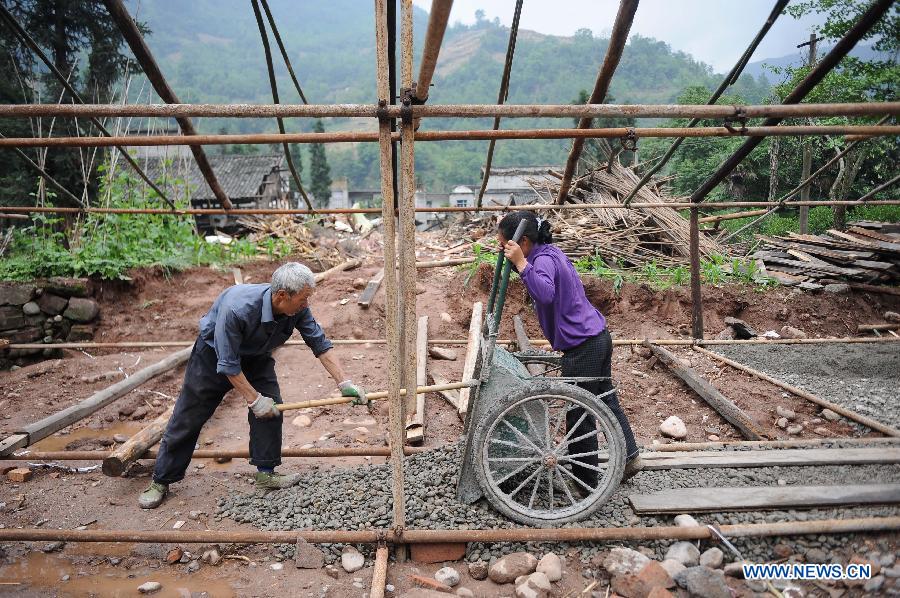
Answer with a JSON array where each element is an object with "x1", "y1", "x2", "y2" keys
[
  {"x1": 555, "y1": 0, "x2": 639, "y2": 204},
  {"x1": 374, "y1": 0, "x2": 406, "y2": 544},
  {"x1": 0, "y1": 5, "x2": 174, "y2": 209},
  {"x1": 100, "y1": 0, "x2": 233, "y2": 209},
  {"x1": 414, "y1": 0, "x2": 454, "y2": 102},
  {"x1": 622, "y1": 0, "x2": 790, "y2": 206}
]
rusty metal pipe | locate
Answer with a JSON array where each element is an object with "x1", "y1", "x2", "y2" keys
[
  {"x1": 369, "y1": 544, "x2": 390, "y2": 598},
  {"x1": 1, "y1": 102, "x2": 896, "y2": 119},
  {"x1": 414, "y1": 0, "x2": 454, "y2": 101},
  {"x1": 0, "y1": 516, "x2": 897, "y2": 544},
  {"x1": 2, "y1": 125, "x2": 896, "y2": 148}
]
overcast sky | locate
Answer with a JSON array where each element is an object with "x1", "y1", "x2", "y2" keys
[{"x1": 412, "y1": 1, "x2": 828, "y2": 72}]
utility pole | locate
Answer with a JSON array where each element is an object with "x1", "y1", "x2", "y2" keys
[{"x1": 797, "y1": 33, "x2": 823, "y2": 233}]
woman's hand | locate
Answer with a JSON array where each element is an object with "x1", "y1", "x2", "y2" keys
[{"x1": 503, "y1": 240, "x2": 528, "y2": 272}]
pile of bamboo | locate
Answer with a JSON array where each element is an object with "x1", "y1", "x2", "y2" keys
[
  {"x1": 530, "y1": 162, "x2": 726, "y2": 268},
  {"x1": 237, "y1": 215, "x2": 344, "y2": 267},
  {"x1": 750, "y1": 221, "x2": 900, "y2": 287}
]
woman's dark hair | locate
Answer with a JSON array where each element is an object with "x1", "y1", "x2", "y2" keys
[{"x1": 498, "y1": 210, "x2": 553, "y2": 245}]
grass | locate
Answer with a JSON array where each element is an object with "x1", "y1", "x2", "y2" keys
[{"x1": 719, "y1": 204, "x2": 900, "y2": 240}]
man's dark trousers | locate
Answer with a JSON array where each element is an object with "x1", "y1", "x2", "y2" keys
[{"x1": 153, "y1": 339, "x2": 283, "y2": 484}]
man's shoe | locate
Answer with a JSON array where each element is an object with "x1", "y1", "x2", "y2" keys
[
  {"x1": 138, "y1": 481, "x2": 169, "y2": 509},
  {"x1": 622, "y1": 456, "x2": 643, "y2": 482},
  {"x1": 255, "y1": 471, "x2": 302, "y2": 493}
]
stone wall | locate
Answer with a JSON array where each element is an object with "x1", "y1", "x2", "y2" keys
[{"x1": 0, "y1": 277, "x2": 100, "y2": 364}]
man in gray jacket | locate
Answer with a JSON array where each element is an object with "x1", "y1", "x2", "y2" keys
[{"x1": 139, "y1": 262, "x2": 365, "y2": 508}]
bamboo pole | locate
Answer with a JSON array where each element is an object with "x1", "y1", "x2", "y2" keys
[
  {"x1": 6, "y1": 336, "x2": 900, "y2": 351},
  {"x1": 694, "y1": 346, "x2": 900, "y2": 437},
  {"x1": 100, "y1": 0, "x2": 233, "y2": 209},
  {"x1": 414, "y1": 257, "x2": 475, "y2": 268},
  {"x1": 2, "y1": 101, "x2": 897, "y2": 120},
  {"x1": 275, "y1": 381, "x2": 476, "y2": 414},
  {"x1": 1, "y1": 516, "x2": 898, "y2": 544}
]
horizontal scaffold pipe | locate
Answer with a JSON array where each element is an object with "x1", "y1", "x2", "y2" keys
[
  {"x1": 1, "y1": 201, "x2": 899, "y2": 218},
  {"x1": 1, "y1": 125, "x2": 898, "y2": 149},
  {"x1": 0, "y1": 102, "x2": 896, "y2": 120},
  {"x1": 0, "y1": 516, "x2": 897, "y2": 544},
  {"x1": 6, "y1": 337, "x2": 899, "y2": 351}
]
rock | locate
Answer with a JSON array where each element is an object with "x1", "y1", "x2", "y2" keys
[
  {"x1": 270, "y1": 562, "x2": 284, "y2": 571},
  {"x1": 723, "y1": 561, "x2": 745, "y2": 578},
  {"x1": 165, "y1": 547, "x2": 183, "y2": 565},
  {"x1": 885, "y1": 311, "x2": 900, "y2": 323},
  {"x1": 440, "y1": 312, "x2": 452, "y2": 324},
  {"x1": 813, "y1": 427, "x2": 830, "y2": 435},
  {"x1": 724, "y1": 317, "x2": 757, "y2": 339},
  {"x1": 22, "y1": 302, "x2": 40, "y2": 316},
  {"x1": 659, "y1": 560, "x2": 686, "y2": 579},
  {"x1": 188, "y1": 510, "x2": 204, "y2": 520},
  {"x1": 665, "y1": 542, "x2": 700, "y2": 567},
  {"x1": 324, "y1": 564, "x2": 340, "y2": 579},
  {"x1": 715, "y1": 327, "x2": 735, "y2": 340},
  {"x1": 786, "y1": 424, "x2": 803, "y2": 435},
  {"x1": 0, "y1": 306, "x2": 26, "y2": 331},
  {"x1": 864, "y1": 575, "x2": 885, "y2": 593},
  {"x1": 113, "y1": 434, "x2": 129, "y2": 443},
  {"x1": 646, "y1": 589, "x2": 675, "y2": 598},
  {"x1": 45, "y1": 277, "x2": 91, "y2": 298},
  {"x1": 805, "y1": 548, "x2": 829, "y2": 563},
  {"x1": 772, "y1": 544, "x2": 793, "y2": 559},
  {"x1": 673, "y1": 514, "x2": 700, "y2": 528},
  {"x1": 468, "y1": 560, "x2": 488, "y2": 580},
  {"x1": 201, "y1": 549, "x2": 221, "y2": 566},
  {"x1": 42, "y1": 541, "x2": 65, "y2": 553},
  {"x1": 63, "y1": 297, "x2": 99, "y2": 322},
  {"x1": 489, "y1": 552, "x2": 538, "y2": 584},
  {"x1": 0, "y1": 283, "x2": 35, "y2": 305},
  {"x1": 612, "y1": 561, "x2": 675, "y2": 598},
  {"x1": 186, "y1": 560, "x2": 200, "y2": 573},
  {"x1": 352, "y1": 278, "x2": 367, "y2": 290},
  {"x1": 295, "y1": 538, "x2": 325, "y2": 569},
  {"x1": 514, "y1": 572, "x2": 551, "y2": 598},
  {"x1": 780, "y1": 326, "x2": 808, "y2": 339},
  {"x1": 66, "y1": 324, "x2": 95, "y2": 342},
  {"x1": 776, "y1": 406, "x2": 797, "y2": 420},
  {"x1": 341, "y1": 546, "x2": 364, "y2": 573},
  {"x1": 435, "y1": 567, "x2": 460, "y2": 587},
  {"x1": 699, "y1": 548, "x2": 724, "y2": 569},
  {"x1": 455, "y1": 588, "x2": 475, "y2": 598},
  {"x1": 824, "y1": 283, "x2": 850, "y2": 295},
  {"x1": 603, "y1": 547, "x2": 651, "y2": 577},
  {"x1": 138, "y1": 581, "x2": 162, "y2": 594},
  {"x1": 291, "y1": 415, "x2": 312, "y2": 428},
  {"x1": 776, "y1": 417, "x2": 789, "y2": 429},
  {"x1": 428, "y1": 346, "x2": 458, "y2": 361},
  {"x1": 674, "y1": 566, "x2": 730, "y2": 598},
  {"x1": 821, "y1": 409, "x2": 840, "y2": 422},
  {"x1": 536, "y1": 552, "x2": 562, "y2": 582},
  {"x1": 659, "y1": 416, "x2": 687, "y2": 439},
  {"x1": 37, "y1": 293, "x2": 68, "y2": 315}
]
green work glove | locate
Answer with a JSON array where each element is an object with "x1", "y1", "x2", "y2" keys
[{"x1": 339, "y1": 380, "x2": 367, "y2": 406}]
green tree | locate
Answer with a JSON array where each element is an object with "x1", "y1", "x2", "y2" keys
[{"x1": 309, "y1": 120, "x2": 332, "y2": 208}]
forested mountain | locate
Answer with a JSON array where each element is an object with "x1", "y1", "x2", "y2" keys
[{"x1": 130, "y1": 0, "x2": 773, "y2": 191}]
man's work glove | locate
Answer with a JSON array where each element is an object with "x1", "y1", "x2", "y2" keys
[
  {"x1": 249, "y1": 393, "x2": 280, "y2": 419},
  {"x1": 339, "y1": 380, "x2": 367, "y2": 406}
]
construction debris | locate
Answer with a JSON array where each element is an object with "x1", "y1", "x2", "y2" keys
[{"x1": 751, "y1": 222, "x2": 900, "y2": 288}]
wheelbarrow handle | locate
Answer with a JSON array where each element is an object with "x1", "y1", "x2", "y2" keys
[{"x1": 486, "y1": 219, "x2": 528, "y2": 334}]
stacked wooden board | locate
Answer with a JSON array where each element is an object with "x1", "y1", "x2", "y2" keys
[{"x1": 750, "y1": 221, "x2": 900, "y2": 288}]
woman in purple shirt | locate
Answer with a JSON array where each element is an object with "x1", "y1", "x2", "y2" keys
[{"x1": 499, "y1": 211, "x2": 641, "y2": 483}]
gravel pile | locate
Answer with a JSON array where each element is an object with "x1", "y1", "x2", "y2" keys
[
  {"x1": 216, "y1": 441, "x2": 900, "y2": 566},
  {"x1": 714, "y1": 344, "x2": 900, "y2": 430}
]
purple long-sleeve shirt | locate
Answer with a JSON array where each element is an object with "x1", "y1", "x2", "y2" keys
[{"x1": 519, "y1": 243, "x2": 606, "y2": 351}]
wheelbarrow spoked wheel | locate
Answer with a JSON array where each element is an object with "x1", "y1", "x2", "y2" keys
[{"x1": 473, "y1": 383, "x2": 626, "y2": 527}]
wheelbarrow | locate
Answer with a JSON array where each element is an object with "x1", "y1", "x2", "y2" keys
[{"x1": 456, "y1": 220, "x2": 626, "y2": 526}]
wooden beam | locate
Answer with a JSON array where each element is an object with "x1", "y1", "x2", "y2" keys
[
  {"x1": 232, "y1": 267, "x2": 244, "y2": 285},
  {"x1": 693, "y1": 346, "x2": 900, "y2": 437},
  {"x1": 314, "y1": 258, "x2": 363, "y2": 283},
  {"x1": 858, "y1": 323, "x2": 900, "y2": 332},
  {"x1": 646, "y1": 342, "x2": 766, "y2": 440},
  {"x1": 414, "y1": 257, "x2": 475, "y2": 269},
  {"x1": 629, "y1": 483, "x2": 900, "y2": 514},
  {"x1": 103, "y1": 404, "x2": 175, "y2": 476},
  {"x1": 457, "y1": 302, "x2": 483, "y2": 416},
  {"x1": 405, "y1": 316, "x2": 428, "y2": 445},
  {"x1": 429, "y1": 373, "x2": 461, "y2": 412},
  {"x1": 0, "y1": 347, "x2": 191, "y2": 456},
  {"x1": 357, "y1": 268, "x2": 385, "y2": 308},
  {"x1": 640, "y1": 447, "x2": 900, "y2": 470},
  {"x1": 513, "y1": 315, "x2": 543, "y2": 376}
]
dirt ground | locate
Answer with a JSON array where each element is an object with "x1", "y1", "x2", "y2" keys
[{"x1": 1, "y1": 246, "x2": 899, "y2": 597}]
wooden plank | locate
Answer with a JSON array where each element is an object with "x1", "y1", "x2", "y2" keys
[
  {"x1": 764, "y1": 270, "x2": 808, "y2": 285},
  {"x1": 429, "y1": 373, "x2": 461, "y2": 412},
  {"x1": 646, "y1": 343, "x2": 766, "y2": 440},
  {"x1": 232, "y1": 267, "x2": 244, "y2": 285},
  {"x1": 786, "y1": 249, "x2": 831, "y2": 267},
  {"x1": 457, "y1": 302, "x2": 483, "y2": 416},
  {"x1": 849, "y1": 282, "x2": 900, "y2": 297},
  {"x1": 102, "y1": 404, "x2": 175, "y2": 476},
  {"x1": 640, "y1": 447, "x2": 900, "y2": 470},
  {"x1": 629, "y1": 483, "x2": 900, "y2": 514},
  {"x1": 828, "y1": 229, "x2": 900, "y2": 254},
  {"x1": 849, "y1": 226, "x2": 900, "y2": 244},
  {"x1": 314, "y1": 258, "x2": 363, "y2": 283},
  {"x1": 14, "y1": 347, "x2": 191, "y2": 450},
  {"x1": 357, "y1": 268, "x2": 385, "y2": 308},
  {"x1": 405, "y1": 316, "x2": 428, "y2": 445},
  {"x1": 513, "y1": 315, "x2": 543, "y2": 376}
]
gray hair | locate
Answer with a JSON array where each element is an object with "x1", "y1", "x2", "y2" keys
[{"x1": 271, "y1": 262, "x2": 316, "y2": 294}]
